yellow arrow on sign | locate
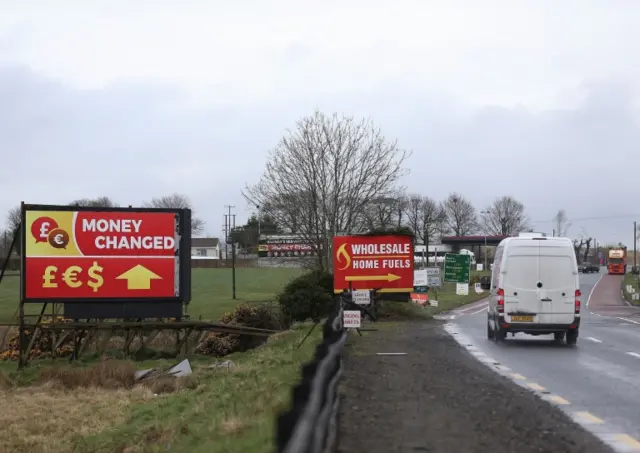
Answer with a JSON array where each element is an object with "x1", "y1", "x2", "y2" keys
[
  {"x1": 116, "y1": 265, "x2": 163, "y2": 290},
  {"x1": 345, "y1": 274, "x2": 401, "y2": 282}
]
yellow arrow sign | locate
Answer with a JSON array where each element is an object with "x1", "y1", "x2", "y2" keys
[
  {"x1": 345, "y1": 274, "x2": 401, "y2": 282},
  {"x1": 116, "y1": 265, "x2": 162, "y2": 290}
]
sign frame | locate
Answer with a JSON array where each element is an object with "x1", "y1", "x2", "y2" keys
[
  {"x1": 443, "y1": 253, "x2": 471, "y2": 284},
  {"x1": 20, "y1": 203, "x2": 192, "y2": 304},
  {"x1": 332, "y1": 234, "x2": 414, "y2": 293}
]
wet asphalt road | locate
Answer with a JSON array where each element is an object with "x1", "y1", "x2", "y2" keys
[{"x1": 444, "y1": 270, "x2": 640, "y2": 450}]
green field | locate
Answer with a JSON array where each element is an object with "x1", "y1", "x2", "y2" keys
[{"x1": 0, "y1": 268, "x2": 304, "y2": 324}]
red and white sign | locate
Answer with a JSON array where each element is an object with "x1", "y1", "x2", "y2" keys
[
  {"x1": 410, "y1": 293, "x2": 429, "y2": 305},
  {"x1": 332, "y1": 235, "x2": 414, "y2": 293},
  {"x1": 23, "y1": 207, "x2": 181, "y2": 301},
  {"x1": 343, "y1": 310, "x2": 361, "y2": 328},
  {"x1": 74, "y1": 212, "x2": 176, "y2": 256}
]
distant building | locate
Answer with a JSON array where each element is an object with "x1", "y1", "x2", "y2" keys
[{"x1": 191, "y1": 237, "x2": 220, "y2": 259}]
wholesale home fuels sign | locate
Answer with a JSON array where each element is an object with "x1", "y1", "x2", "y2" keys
[
  {"x1": 332, "y1": 235, "x2": 413, "y2": 293},
  {"x1": 443, "y1": 253, "x2": 471, "y2": 284},
  {"x1": 21, "y1": 204, "x2": 190, "y2": 302}
]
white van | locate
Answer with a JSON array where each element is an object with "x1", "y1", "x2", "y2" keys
[{"x1": 487, "y1": 235, "x2": 581, "y2": 345}]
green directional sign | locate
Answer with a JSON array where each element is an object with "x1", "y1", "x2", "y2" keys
[{"x1": 443, "y1": 253, "x2": 471, "y2": 283}]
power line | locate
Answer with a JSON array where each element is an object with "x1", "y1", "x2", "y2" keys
[{"x1": 530, "y1": 213, "x2": 640, "y2": 224}]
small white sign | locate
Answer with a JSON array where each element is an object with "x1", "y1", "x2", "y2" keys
[
  {"x1": 430, "y1": 300, "x2": 439, "y2": 307},
  {"x1": 474, "y1": 283, "x2": 483, "y2": 293},
  {"x1": 353, "y1": 290, "x2": 371, "y2": 305},
  {"x1": 627, "y1": 285, "x2": 633, "y2": 293},
  {"x1": 426, "y1": 267, "x2": 440, "y2": 276},
  {"x1": 633, "y1": 293, "x2": 640, "y2": 301},
  {"x1": 456, "y1": 283, "x2": 469, "y2": 296},
  {"x1": 413, "y1": 270, "x2": 428, "y2": 287},
  {"x1": 428, "y1": 276, "x2": 441, "y2": 287},
  {"x1": 343, "y1": 310, "x2": 361, "y2": 328},
  {"x1": 476, "y1": 264, "x2": 484, "y2": 272}
]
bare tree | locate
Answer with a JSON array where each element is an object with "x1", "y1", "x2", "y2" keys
[
  {"x1": 583, "y1": 237, "x2": 593, "y2": 262},
  {"x1": 68, "y1": 196, "x2": 118, "y2": 208},
  {"x1": 143, "y1": 193, "x2": 205, "y2": 236},
  {"x1": 243, "y1": 110, "x2": 411, "y2": 270},
  {"x1": 4, "y1": 205, "x2": 21, "y2": 254},
  {"x1": 359, "y1": 191, "x2": 408, "y2": 232},
  {"x1": 553, "y1": 209, "x2": 571, "y2": 237},
  {"x1": 481, "y1": 195, "x2": 529, "y2": 236},
  {"x1": 406, "y1": 194, "x2": 444, "y2": 253},
  {"x1": 441, "y1": 193, "x2": 477, "y2": 236}
]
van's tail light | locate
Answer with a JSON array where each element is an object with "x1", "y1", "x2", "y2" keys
[
  {"x1": 497, "y1": 288, "x2": 505, "y2": 313},
  {"x1": 575, "y1": 289, "x2": 581, "y2": 314}
]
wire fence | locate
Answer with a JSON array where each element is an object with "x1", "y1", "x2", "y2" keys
[{"x1": 275, "y1": 296, "x2": 348, "y2": 453}]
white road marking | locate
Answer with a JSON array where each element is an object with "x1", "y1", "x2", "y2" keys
[
  {"x1": 376, "y1": 353, "x2": 407, "y2": 356},
  {"x1": 468, "y1": 306, "x2": 489, "y2": 315},
  {"x1": 626, "y1": 352, "x2": 640, "y2": 359},
  {"x1": 611, "y1": 434, "x2": 640, "y2": 451},
  {"x1": 456, "y1": 301, "x2": 489, "y2": 313},
  {"x1": 618, "y1": 317, "x2": 640, "y2": 325},
  {"x1": 617, "y1": 316, "x2": 640, "y2": 324},
  {"x1": 573, "y1": 411, "x2": 604, "y2": 424},
  {"x1": 586, "y1": 337, "x2": 603, "y2": 343},
  {"x1": 547, "y1": 395, "x2": 570, "y2": 405},
  {"x1": 586, "y1": 273, "x2": 605, "y2": 308}
]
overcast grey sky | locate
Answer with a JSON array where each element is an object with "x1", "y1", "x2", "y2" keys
[{"x1": 1, "y1": 0, "x2": 640, "y2": 245}]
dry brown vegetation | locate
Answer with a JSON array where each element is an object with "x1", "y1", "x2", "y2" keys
[
  {"x1": 0, "y1": 378, "x2": 153, "y2": 453},
  {"x1": 0, "y1": 359, "x2": 202, "y2": 453}
]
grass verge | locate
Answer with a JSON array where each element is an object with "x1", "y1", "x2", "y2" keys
[
  {"x1": 0, "y1": 323, "x2": 321, "y2": 453},
  {"x1": 376, "y1": 270, "x2": 489, "y2": 320},
  {"x1": 622, "y1": 273, "x2": 640, "y2": 306}
]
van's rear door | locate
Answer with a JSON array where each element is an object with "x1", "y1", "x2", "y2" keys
[
  {"x1": 538, "y1": 251, "x2": 576, "y2": 324},
  {"x1": 502, "y1": 244, "x2": 541, "y2": 323}
]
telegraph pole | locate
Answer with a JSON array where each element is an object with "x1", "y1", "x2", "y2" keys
[
  {"x1": 224, "y1": 205, "x2": 237, "y2": 299},
  {"x1": 634, "y1": 221, "x2": 637, "y2": 271}
]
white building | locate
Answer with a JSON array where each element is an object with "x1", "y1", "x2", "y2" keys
[{"x1": 191, "y1": 237, "x2": 221, "y2": 259}]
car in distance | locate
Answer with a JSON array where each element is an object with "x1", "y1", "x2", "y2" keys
[
  {"x1": 579, "y1": 262, "x2": 600, "y2": 273},
  {"x1": 586, "y1": 263, "x2": 600, "y2": 273}
]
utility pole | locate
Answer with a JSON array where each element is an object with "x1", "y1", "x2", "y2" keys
[
  {"x1": 634, "y1": 221, "x2": 637, "y2": 271},
  {"x1": 225, "y1": 205, "x2": 237, "y2": 300}
]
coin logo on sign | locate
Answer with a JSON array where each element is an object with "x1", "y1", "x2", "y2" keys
[{"x1": 48, "y1": 228, "x2": 69, "y2": 249}]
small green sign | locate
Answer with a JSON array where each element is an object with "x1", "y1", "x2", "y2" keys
[{"x1": 443, "y1": 253, "x2": 471, "y2": 283}]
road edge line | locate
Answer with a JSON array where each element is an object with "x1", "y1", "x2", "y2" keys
[{"x1": 586, "y1": 273, "x2": 605, "y2": 309}]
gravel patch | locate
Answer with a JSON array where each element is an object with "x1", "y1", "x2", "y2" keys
[{"x1": 338, "y1": 321, "x2": 613, "y2": 453}]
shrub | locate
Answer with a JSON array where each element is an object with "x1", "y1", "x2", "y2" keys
[
  {"x1": 469, "y1": 274, "x2": 481, "y2": 285},
  {"x1": 277, "y1": 269, "x2": 335, "y2": 325},
  {"x1": 197, "y1": 303, "x2": 282, "y2": 357}
]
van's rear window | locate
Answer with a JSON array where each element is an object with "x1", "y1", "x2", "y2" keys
[{"x1": 503, "y1": 255, "x2": 574, "y2": 289}]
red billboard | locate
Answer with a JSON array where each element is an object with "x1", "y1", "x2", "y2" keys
[
  {"x1": 332, "y1": 235, "x2": 414, "y2": 293},
  {"x1": 21, "y1": 205, "x2": 190, "y2": 303}
]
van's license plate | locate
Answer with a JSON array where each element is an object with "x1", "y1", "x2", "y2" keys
[{"x1": 511, "y1": 315, "x2": 534, "y2": 322}]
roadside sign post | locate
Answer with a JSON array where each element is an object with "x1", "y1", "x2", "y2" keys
[
  {"x1": 19, "y1": 203, "x2": 192, "y2": 368},
  {"x1": 332, "y1": 235, "x2": 414, "y2": 294},
  {"x1": 443, "y1": 253, "x2": 471, "y2": 284},
  {"x1": 352, "y1": 290, "x2": 371, "y2": 305}
]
